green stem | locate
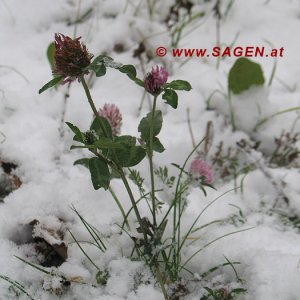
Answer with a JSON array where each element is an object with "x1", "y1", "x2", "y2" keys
[
  {"x1": 109, "y1": 186, "x2": 130, "y2": 230},
  {"x1": 149, "y1": 95, "x2": 158, "y2": 228},
  {"x1": 118, "y1": 167, "x2": 148, "y2": 243},
  {"x1": 81, "y1": 76, "x2": 109, "y2": 137},
  {"x1": 147, "y1": 0, "x2": 155, "y2": 18},
  {"x1": 168, "y1": 137, "x2": 206, "y2": 278},
  {"x1": 172, "y1": 196, "x2": 178, "y2": 276},
  {"x1": 80, "y1": 75, "x2": 148, "y2": 243},
  {"x1": 155, "y1": 264, "x2": 169, "y2": 300},
  {"x1": 175, "y1": 181, "x2": 190, "y2": 273}
]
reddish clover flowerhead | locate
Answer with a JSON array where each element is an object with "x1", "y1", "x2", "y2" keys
[
  {"x1": 190, "y1": 158, "x2": 214, "y2": 185},
  {"x1": 53, "y1": 33, "x2": 93, "y2": 83},
  {"x1": 98, "y1": 103, "x2": 122, "y2": 136},
  {"x1": 144, "y1": 65, "x2": 168, "y2": 96}
]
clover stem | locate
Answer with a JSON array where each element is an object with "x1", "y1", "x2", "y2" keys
[
  {"x1": 81, "y1": 75, "x2": 148, "y2": 242},
  {"x1": 148, "y1": 95, "x2": 158, "y2": 228},
  {"x1": 118, "y1": 167, "x2": 148, "y2": 243},
  {"x1": 81, "y1": 76, "x2": 109, "y2": 137},
  {"x1": 109, "y1": 186, "x2": 130, "y2": 230}
]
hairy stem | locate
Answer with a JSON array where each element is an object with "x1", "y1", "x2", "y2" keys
[
  {"x1": 81, "y1": 76, "x2": 109, "y2": 137},
  {"x1": 118, "y1": 167, "x2": 148, "y2": 243},
  {"x1": 149, "y1": 95, "x2": 158, "y2": 228},
  {"x1": 109, "y1": 186, "x2": 130, "y2": 230},
  {"x1": 80, "y1": 75, "x2": 148, "y2": 242},
  {"x1": 59, "y1": 82, "x2": 71, "y2": 138}
]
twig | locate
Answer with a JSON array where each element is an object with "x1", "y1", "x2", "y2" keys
[
  {"x1": 186, "y1": 108, "x2": 196, "y2": 149},
  {"x1": 204, "y1": 121, "x2": 214, "y2": 157}
]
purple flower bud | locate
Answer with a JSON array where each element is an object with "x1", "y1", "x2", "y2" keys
[
  {"x1": 144, "y1": 66, "x2": 168, "y2": 95},
  {"x1": 53, "y1": 33, "x2": 93, "y2": 82},
  {"x1": 190, "y1": 158, "x2": 214, "y2": 185},
  {"x1": 98, "y1": 104, "x2": 122, "y2": 136}
]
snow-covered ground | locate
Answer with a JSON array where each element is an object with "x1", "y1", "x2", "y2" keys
[{"x1": 1, "y1": 0, "x2": 300, "y2": 299}]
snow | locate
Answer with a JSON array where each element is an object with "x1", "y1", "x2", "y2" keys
[{"x1": 1, "y1": 0, "x2": 300, "y2": 299}]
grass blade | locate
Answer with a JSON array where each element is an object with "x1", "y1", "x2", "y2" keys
[
  {"x1": 68, "y1": 230, "x2": 100, "y2": 270},
  {"x1": 0, "y1": 275, "x2": 35, "y2": 300},
  {"x1": 180, "y1": 226, "x2": 255, "y2": 271},
  {"x1": 14, "y1": 256, "x2": 50, "y2": 275},
  {"x1": 71, "y1": 206, "x2": 106, "y2": 252},
  {"x1": 179, "y1": 187, "x2": 239, "y2": 253}
]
